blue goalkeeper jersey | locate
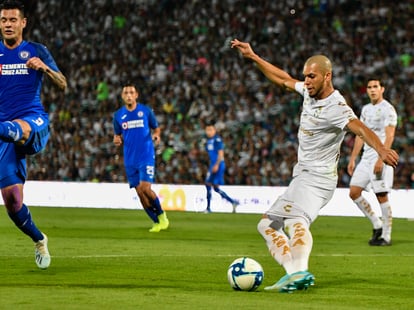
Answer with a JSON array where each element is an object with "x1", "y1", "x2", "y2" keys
[
  {"x1": 113, "y1": 103, "x2": 159, "y2": 166},
  {"x1": 0, "y1": 40, "x2": 60, "y2": 121}
]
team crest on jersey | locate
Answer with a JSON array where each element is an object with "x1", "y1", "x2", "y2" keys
[
  {"x1": 19, "y1": 50, "x2": 31, "y2": 60},
  {"x1": 137, "y1": 111, "x2": 143, "y2": 117},
  {"x1": 313, "y1": 106, "x2": 322, "y2": 118}
]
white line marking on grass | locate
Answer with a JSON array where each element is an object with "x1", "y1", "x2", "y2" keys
[{"x1": 2, "y1": 253, "x2": 414, "y2": 258}]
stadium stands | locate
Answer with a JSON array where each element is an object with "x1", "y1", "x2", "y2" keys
[{"x1": 24, "y1": 0, "x2": 413, "y2": 189}]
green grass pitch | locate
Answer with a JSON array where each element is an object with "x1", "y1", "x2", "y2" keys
[{"x1": 1, "y1": 207, "x2": 413, "y2": 310}]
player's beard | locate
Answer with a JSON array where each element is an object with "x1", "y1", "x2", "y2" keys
[{"x1": 308, "y1": 88, "x2": 319, "y2": 98}]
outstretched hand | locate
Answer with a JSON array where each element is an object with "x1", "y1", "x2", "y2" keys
[
  {"x1": 379, "y1": 148, "x2": 399, "y2": 168},
  {"x1": 230, "y1": 39, "x2": 256, "y2": 59}
]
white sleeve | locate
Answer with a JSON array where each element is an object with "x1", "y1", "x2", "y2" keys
[
  {"x1": 328, "y1": 94, "x2": 357, "y2": 130},
  {"x1": 385, "y1": 102, "x2": 398, "y2": 127},
  {"x1": 294, "y1": 82, "x2": 305, "y2": 96}
]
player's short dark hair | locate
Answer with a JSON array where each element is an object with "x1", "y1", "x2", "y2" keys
[
  {"x1": 0, "y1": 0, "x2": 25, "y2": 16},
  {"x1": 205, "y1": 120, "x2": 216, "y2": 127},
  {"x1": 366, "y1": 77, "x2": 383, "y2": 87},
  {"x1": 122, "y1": 81, "x2": 136, "y2": 89}
]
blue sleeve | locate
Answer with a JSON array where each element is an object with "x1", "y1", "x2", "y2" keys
[
  {"x1": 113, "y1": 111, "x2": 122, "y2": 135},
  {"x1": 146, "y1": 106, "x2": 159, "y2": 129},
  {"x1": 32, "y1": 42, "x2": 60, "y2": 72},
  {"x1": 215, "y1": 136, "x2": 224, "y2": 150}
]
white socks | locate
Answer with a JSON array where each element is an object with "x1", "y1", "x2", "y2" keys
[
  {"x1": 284, "y1": 218, "x2": 313, "y2": 272},
  {"x1": 380, "y1": 201, "x2": 392, "y2": 242},
  {"x1": 353, "y1": 196, "x2": 382, "y2": 229},
  {"x1": 257, "y1": 217, "x2": 313, "y2": 275},
  {"x1": 354, "y1": 196, "x2": 392, "y2": 242}
]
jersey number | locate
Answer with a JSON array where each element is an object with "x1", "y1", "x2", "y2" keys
[
  {"x1": 32, "y1": 117, "x2": 45, "y2": 126},
  {"x1": 146, "y1": 165, "x2": 154, "y2": 177}
]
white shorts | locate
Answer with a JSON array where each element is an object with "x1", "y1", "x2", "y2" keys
[
  {"x1": 350, "y1": 158, "x2": 394, "y2": 193},
  {"x1": 266, "y1": 169, "x2": 337, "y2": 225}
]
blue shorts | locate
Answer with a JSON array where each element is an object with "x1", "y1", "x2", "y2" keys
[
  {"x1": 0, "y1": 114, "x2": 50, "y2": 188},
  {"x1": 125, "y1": 162, "x2": 156, "y2": 188},
  {"x1": 205, "y1": 162, "x2": 225, "y2": 185},
  {"x1": 19, "y1": 114, "x2": 50, "y2": 155}
]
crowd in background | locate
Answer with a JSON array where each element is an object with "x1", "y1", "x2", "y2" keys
[{"x1": 21, "y1": 0, "x2": 414, "y2": 189}]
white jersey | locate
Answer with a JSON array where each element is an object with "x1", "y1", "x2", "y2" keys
[
  {"x1": 359, "y1": 99, "x2": 397, "y2": 161},
  {"x1": 266, "y1": 83, "x2": 357, "y2": 224},
  {"x1": 294, "y1": 82, "x2": 357, "y2": 176}
]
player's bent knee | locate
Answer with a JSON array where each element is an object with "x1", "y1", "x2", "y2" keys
[
  {"x1": 349, "y1": 186, "x2": 362, "y2": 200},
  {"x1": 349, "y1": 192, "x2": 360, "y2": 201},
  {"x1": 1, "y1": 186, "x2": 23, "y2": 213}
]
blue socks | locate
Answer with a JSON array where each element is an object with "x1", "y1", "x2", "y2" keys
[
  {"x1": 206, "y1": 185, "x2": 212, "y2": 211},
  {"x1": 8, "y1": 204, "x2": 43, "y2": 242},
  {"x1": 214, "y1": 187, "x2": 236, "y2": 204},
  {"x1": 144, "y1": 197, "x2": 164, "y2": 223},
  {"x1": 143, "y1": 207, "x2": 159, "y2": 223},
  {"x1": 0, "y1": 121, "x2": 23, "y2": 142},
  {"x1": 152, "y1": 197, "x2": 163, "y2": 216},
  {"x1": 206, "y1": 186, "x2": 236, "y2": 211}
]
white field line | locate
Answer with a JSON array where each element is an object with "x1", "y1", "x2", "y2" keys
[{"x1": 1, "y1": 253, "x2": 414, "y2": 258}]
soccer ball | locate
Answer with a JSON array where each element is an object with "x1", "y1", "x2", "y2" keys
[{"x1": 227, "y1": 257, "x2": 264, "y2": 291}]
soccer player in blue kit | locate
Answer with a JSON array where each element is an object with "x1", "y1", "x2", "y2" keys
[
  {"x1": 113, "y1": 83, "x2": 169, "y2": 233},
  {"x1": 0, "y1": 0, "x2": 67, "y2": 269},
  {"x1": 204, "y1": 122, "x2": 238, "y2": 213}
]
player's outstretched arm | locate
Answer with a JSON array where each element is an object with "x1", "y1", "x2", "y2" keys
[
  {"x1": 231, "y1": 38, "x2": 298, "y2": 91},
  {"x1": 347, "y1": 119, "x2": 399, "y2": 168}
]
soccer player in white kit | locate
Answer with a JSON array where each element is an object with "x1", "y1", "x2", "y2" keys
[
  {"x1": 231, "y1": 39, "x2": 399, "y2": 293},
  {"x1": 347, "y1": 79, "x2": 397, "y2": 246}
]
